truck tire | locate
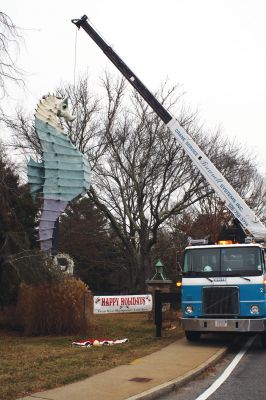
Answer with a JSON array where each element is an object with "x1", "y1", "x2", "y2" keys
[
  {"x1": 260, "y1": 332, "x2": 266, "y2": 348},
  {"x1": 185, "y1": 330, "x2": 201, "y2": 342}
]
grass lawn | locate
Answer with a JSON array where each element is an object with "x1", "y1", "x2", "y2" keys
[{"x1": 0, "y1": 313, "x2": 183, "y2": 400}]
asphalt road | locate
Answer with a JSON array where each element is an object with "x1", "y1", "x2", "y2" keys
[{"x1": 161, "y1": 334, "x2": 266, "y2": 400}]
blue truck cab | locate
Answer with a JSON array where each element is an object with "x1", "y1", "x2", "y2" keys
[{"x1": 181, "y1": 243, "x2": 266, "y2": 346}]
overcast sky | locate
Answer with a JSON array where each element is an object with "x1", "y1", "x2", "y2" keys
[{"x1": 1, "y1": 0, "x2": 266, "y2": 171}]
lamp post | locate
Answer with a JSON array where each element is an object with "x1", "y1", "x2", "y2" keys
[
  {"x1": 151, "y1": 259, "x2": 167, "y2": 280},
  {"x1": 146, "y1": 259, "x2": 172, "y2": 287},
  {"x1": 146, "y1": 259, "x2": 172, "y2": 321}
]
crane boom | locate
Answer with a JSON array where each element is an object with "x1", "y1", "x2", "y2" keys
[{"x1": 72, "y1": 15, "x2": 266, "y2": 241}]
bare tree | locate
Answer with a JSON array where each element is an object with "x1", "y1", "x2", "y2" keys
[
  {"x1": 7, "y1": 73, "x2": 266, "y2": 291},
  {"x1": 4, "y1": 109, "x2": 41, "y2": 159},
  {"x1": 56, "y1": 77, "x2": 101, "y2": 156},
  {"x1": 0, "y1": 12, "x2": 23, "y2": 101},
  {"x1": 84, "y1": 76, "x2": 216, "y2": 289},
  {"x1": 170, "y1": 159, "x2": 266, "y2": 244}
]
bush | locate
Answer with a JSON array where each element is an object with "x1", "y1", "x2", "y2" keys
[
  {"x1": 15, "y1": 277, "x2": 94, "y2": 335},
  {"x1": 0, "y1": 248, "x2": 64, "y2": 306}
]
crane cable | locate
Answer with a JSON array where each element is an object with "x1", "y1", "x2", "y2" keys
[
  {"x1": 73, "y1": 17, "x2": 111, "y2": 90},
  {"x1": 73, "y1": 26, "x2": 78, "y2": 89}
]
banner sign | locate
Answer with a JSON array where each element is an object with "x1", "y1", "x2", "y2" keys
[{"x1": 93, "y1": 294, "x2": 153, "y2": 314}]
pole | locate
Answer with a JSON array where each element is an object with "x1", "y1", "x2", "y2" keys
[
  {"x1": 71, "y1": 15, "x2": 172, "y2": 125},
  {"x1": 154, "y1": 290, "x2": 162, "y2": 338},
  {"x1": 71, "y1": 15, "x2": 266, "y2": 240}
]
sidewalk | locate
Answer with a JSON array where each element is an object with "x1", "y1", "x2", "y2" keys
[{"x1": 18, "y1": 336, "x2": 229, "y2": 400}]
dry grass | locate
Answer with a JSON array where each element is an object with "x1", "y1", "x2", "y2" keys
[
  {"x1": 15, "y1": 278, "x2": 94, "y2": 335},
  {"x1": 0, "y1": 312, "x2": 183, "y2": 400}
]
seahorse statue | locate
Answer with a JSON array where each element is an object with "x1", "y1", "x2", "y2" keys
[{"x1": 27, "y1": 94, "x2": 91, "y2": 253}]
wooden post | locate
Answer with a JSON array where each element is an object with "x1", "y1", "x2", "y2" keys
[{"x1": 154, "y1": 290, "x2": 162, "y2": 337}]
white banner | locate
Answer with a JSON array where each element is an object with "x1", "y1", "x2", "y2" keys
[{"x1": 93, "y1": 294, "x2": 153, "y2": 314}]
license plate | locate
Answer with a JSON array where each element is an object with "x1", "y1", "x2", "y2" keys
[{"x1": 215, "y1": 320, "x2": 228, "y2": 327}]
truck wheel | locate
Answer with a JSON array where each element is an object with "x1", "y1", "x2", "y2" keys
[
  {"x1": 185, "y1": 331, "x2": 201, "y2": 342},
  {"x1": 260, "y1": 332, "x2": 266, "y2": 348}
]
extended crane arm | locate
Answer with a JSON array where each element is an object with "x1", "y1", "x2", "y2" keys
[{"x1": 72, "y1": 15, "x2": 266, "y2": 240}]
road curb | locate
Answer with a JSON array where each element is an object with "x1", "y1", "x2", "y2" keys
[{"x1": 125, "y1": 346, "x2": 228, "y2": 400}]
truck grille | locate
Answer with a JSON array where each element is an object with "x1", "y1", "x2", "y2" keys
[{"x1": 202, "y1": 286, "x2": 239, "y2": 316}]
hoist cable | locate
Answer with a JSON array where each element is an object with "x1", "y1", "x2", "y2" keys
[{"x1": 73, "y1": 26, "x2": 78, "y2": 88}]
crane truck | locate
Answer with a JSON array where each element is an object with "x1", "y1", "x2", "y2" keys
[{"x1": 72, "y1": 15, "x2": 266, "y2": 346}]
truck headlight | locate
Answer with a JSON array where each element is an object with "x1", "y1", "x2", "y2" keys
[
  {"x1": 250, "y1": 305, "x2": 259, "y2": 314},
  {"x1": 185, "y1": 305, "x2": 193, "y2": 314}
]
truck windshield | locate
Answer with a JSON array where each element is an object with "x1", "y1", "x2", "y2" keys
[{"x1": 183, "y1": 247, "x2": 263, "y2": 277}]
